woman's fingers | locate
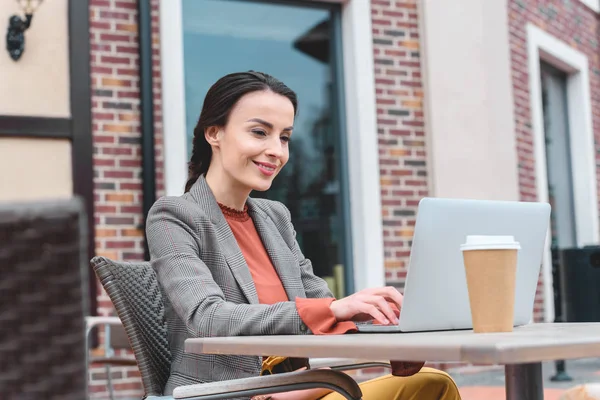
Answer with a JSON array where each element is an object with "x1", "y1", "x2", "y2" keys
[
  {"x1": 355, "y1": 295, "x2": 398, "y2": 325},
  {"x1": 331, "y1": 287, "x2": 404, "y2": 324},
  {"x1": 367, "y1": 295, "x2": 399, "y2": 324},
  {"x1": 357, "y1": 302, "x2": 389, "y2": 325},
  {"x1": 374, "y1": 286, "x2": 404, "y2": 308}
]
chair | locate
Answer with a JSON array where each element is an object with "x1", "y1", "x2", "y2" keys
[
  {"x1": 0, "y1": 198, "x2": 90, "y2": 400},
  {"x1": 91, "y1": 256, "x2": 391, "y2": 400}
]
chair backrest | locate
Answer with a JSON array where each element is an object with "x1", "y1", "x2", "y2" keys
[
  {"x1": 0, "y1": 198, "x2": 89, "y2": 399},
  {"x1": 90, "y1": 256, "x2": 172, "y2": 396}
]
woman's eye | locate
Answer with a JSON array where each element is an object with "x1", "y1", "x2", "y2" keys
[
  {"x1": 280, "y1": 136, "x2": 290, "y2": 143},
  {"x1": 252, "y1": 129, "x2": 267, "y2": 136}
]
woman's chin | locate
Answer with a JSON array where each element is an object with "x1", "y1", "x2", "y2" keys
[
  {"x1": 250, "y1": 178, "x2": 274, "y2": 192},
  {"x1": 252, "y1": 183, "x2": 273, "y2": 192}
]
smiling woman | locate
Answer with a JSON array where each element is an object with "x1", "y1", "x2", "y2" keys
[{"x1": 145, "y1": 70, "x2": 461, "y2": 400}]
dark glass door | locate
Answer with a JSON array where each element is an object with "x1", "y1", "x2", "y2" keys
[{"x1": 181, "y1": 0, "x2": 351, "y2": 296}]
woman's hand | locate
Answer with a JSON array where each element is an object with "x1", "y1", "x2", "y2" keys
[{"x1": 329, "y1": 286, "x2": 403, "y2": 325}]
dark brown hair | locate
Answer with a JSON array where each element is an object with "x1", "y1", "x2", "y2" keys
[{"x1": 185, "y1": 71, "x2": 298, "y2": 192}]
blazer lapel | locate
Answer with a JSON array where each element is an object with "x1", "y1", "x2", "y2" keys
[
  {"x1": 189, "y1": 176, "x2": 260, "y2": 304},
  {"x1": 247, "y1": 198, "x2": 304, "y2": 300}
]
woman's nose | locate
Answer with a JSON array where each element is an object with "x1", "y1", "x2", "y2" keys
[{"x1": 265, "y1": 138, "x2": 284, "y2": 158}]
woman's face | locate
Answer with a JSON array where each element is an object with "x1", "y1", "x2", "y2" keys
[{"x1": 209, "y1": 90, "x2": 295, "y2": 193}]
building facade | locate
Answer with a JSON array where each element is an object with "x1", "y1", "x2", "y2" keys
[
  {"x1": 1, "y1": 0, "x2": 599, "y2": 398},
  {"x1": 89, "y1": 0, "x2": 600, "y2": 396}
]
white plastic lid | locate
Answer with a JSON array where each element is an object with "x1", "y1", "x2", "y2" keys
[{"x1": 460, "y1": 235, "x2": 521, "y2": 251}]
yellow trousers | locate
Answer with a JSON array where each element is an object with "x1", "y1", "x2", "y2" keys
[{"x1": 318, "y1": 367, "x2": 461, "y2": 400}]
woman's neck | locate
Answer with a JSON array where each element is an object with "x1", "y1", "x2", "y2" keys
[{"x1": 205, "y1": 168, "x2": 250, "y2": 211}]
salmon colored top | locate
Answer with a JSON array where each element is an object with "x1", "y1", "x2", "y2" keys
[{"x1": 218, "y1": 203, "x2": 357, "y2": 335}]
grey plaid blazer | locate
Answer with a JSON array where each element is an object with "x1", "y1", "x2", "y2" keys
[{"x1": 146, "y1": 175, "x2": 334, "y2": 395}]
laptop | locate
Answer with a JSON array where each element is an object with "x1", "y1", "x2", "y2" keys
[{"x1": 357, "y1": 197, "x2": 551, "y2": 333}]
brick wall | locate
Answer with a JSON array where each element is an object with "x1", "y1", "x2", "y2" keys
[
  {"x1": 372, "y1": 0, "x2": 428, "y2": 291},
  {"x1": 373, "y1": 0, "x2": 600, "y2": 323},
  {"x1": 90, "y1": 0, "x2": 162, "y2": 397},
  {"x1": 507, "y1": 0, "x2": 600, "y2": 321}
]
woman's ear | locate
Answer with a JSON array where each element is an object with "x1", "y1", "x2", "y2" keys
[{"x1": 205, "y1": 126, "x2": 221, "y2": 148}]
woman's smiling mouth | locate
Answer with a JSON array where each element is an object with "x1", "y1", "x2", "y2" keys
[{"x1": 253, "y1": 161, "x2": 277, "y2": 176}]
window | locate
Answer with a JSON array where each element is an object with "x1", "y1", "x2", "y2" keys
[
  {"x1": 160, "y1": 0, "x2": 384, "y2": 294},
  {"x1": 180, "y1": 0, "x2": 352, "y2": 296},
  {"x1": 526, "y1": 23, "x2": 598, "y2": 321}
]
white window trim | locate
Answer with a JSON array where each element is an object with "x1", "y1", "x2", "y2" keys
[
  {"x1": 579, "y1": 0, "x2": 600, "y2": 13},
  {"x1": 527, "y1": 23, "x2": 599, "y2": 322},
  {"x1": 159, "y1": 0, "x2": 384, "y2": 292},
  {"x1": 340, "y1": 1, "x2": 384, "y2": 291},
  {"x1": 159, "y1": 0, "x2": 188, "y2": 197}
]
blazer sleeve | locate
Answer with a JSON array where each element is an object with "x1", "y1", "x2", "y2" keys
[
  {"x1": 274, "y1": 202, "x2": 338, "y2": 300},
  {"x1": 146, "y1": 196, "x2": 310, "y2": 338}
]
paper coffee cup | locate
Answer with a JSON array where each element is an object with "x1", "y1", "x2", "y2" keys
[{"x1": 461, "y1": 235, "x2": 520, "y2": 333}]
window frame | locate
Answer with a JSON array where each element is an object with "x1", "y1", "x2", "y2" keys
[{"x1": 159, "y1": 0, "x2": 384, "y2": 293}]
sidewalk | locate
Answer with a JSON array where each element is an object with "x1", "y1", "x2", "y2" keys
[{"x1": 452, "y1": 358, "x2": 600, "y2": 399}]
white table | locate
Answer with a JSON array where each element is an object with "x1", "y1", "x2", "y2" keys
[{"x1": 185, "y1": 322, "x2": 600, "y2": 400}]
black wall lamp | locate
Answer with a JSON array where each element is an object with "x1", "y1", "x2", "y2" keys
[{"x1": 6, "y1": 0, "x2": 44, "y2": 61}]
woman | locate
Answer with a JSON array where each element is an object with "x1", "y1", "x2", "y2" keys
[{"x1": 146, "y1": 71, "x2": 461, "y2": 400}]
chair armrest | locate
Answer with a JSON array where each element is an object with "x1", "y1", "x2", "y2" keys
[
  {"x1": 85, "y1": 316, "x2": 122, "y2": 335},
  {"x1": 85, "y1": 316, "x2": 125, "y2": 358},
  {"x1": 172, "y1": 368, "x2": 362, "y2": 400},
  {"x1": 309, "y1": 358, "x2": 391, "y2": 371}
]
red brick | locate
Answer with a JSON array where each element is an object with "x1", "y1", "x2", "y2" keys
[
  {"x1": 390, "y1": 169, "x2": 412, "y2": 176},
  {"x1": 120, "y1": 182, "x2": 142, "y2": 191},
  {"x1": 91, "y1": 0, "x2": 110, "y2": 6},
  {"x1": 102, "y1": 147, "x2": 133, "y2": 156},
  {"x1": 372, "y1": 19, "x2": 393, "y2": 26},
  {"x1": 119, "y1": 159, "x2": 141, "y2": 168},
  {"x1": 96, "y1": 228, "x2": 118, "y2": 237},
  {"x1": 118, "y1": 91, "x2": 141, "y2": 99},
  {"x1": 105, "y1": 193, "x2": 135, "y2": 203},
  {"x1": 106, "y1": 241, "x2": 137, "y2": 249},
  {"x1": 116, "y1": 68, "x2": 138, "y2": 76},
  {"x1": 91, "y1": 21, "x2": 111, "y2": 30},
  {"x1": 100, "y1": 11, "x2": 132, "y2": 21},
  {"x1": 116, "y1": 23, "x2": 138, "y2": 33},
  {"x1": 100, "y1": 55, "x2": 132, "y2": 65},
  {"x1": 94, "y1": 158, "x2": 116, "y2": 167},
  {"x1": 382, "y1": 10, "x2": 405, "y2": 18},
  {"x1": 93, "y1": 112, "x2": 115, "y2": 120},
  {"x1": 116, "y1": 45, "x2": 139, "y2": 54},
  {"x1": 115, "y1": 1, "x2": 138, "y2": 9},
  {"x1": 102, "y1": 77, "x2": 132, "y2": 87},
  {"x1": 99, "y1": 33, "x2": 132, "y2": 43},
  {"x1": 94, "y1": 135, "x2": 115, "y2": 144},
  {"x1": 121, "y1": 228, "x2": 144, "y2": 237},
  {"x1": 112, "y1": 381, "x2": 144, "y2": 391},
  {"x1": 92, "y1": 66, "x2": 112, "y2": 74},
  {"x1": 396, "y1": 2, "x2": 416, "y2": 8},
  {"x1": 104, "y1": 170, "x2": 135, "y2": 179},
  {"x1": 103, "y1": 123, "x2": 133, "y2": 133}
]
